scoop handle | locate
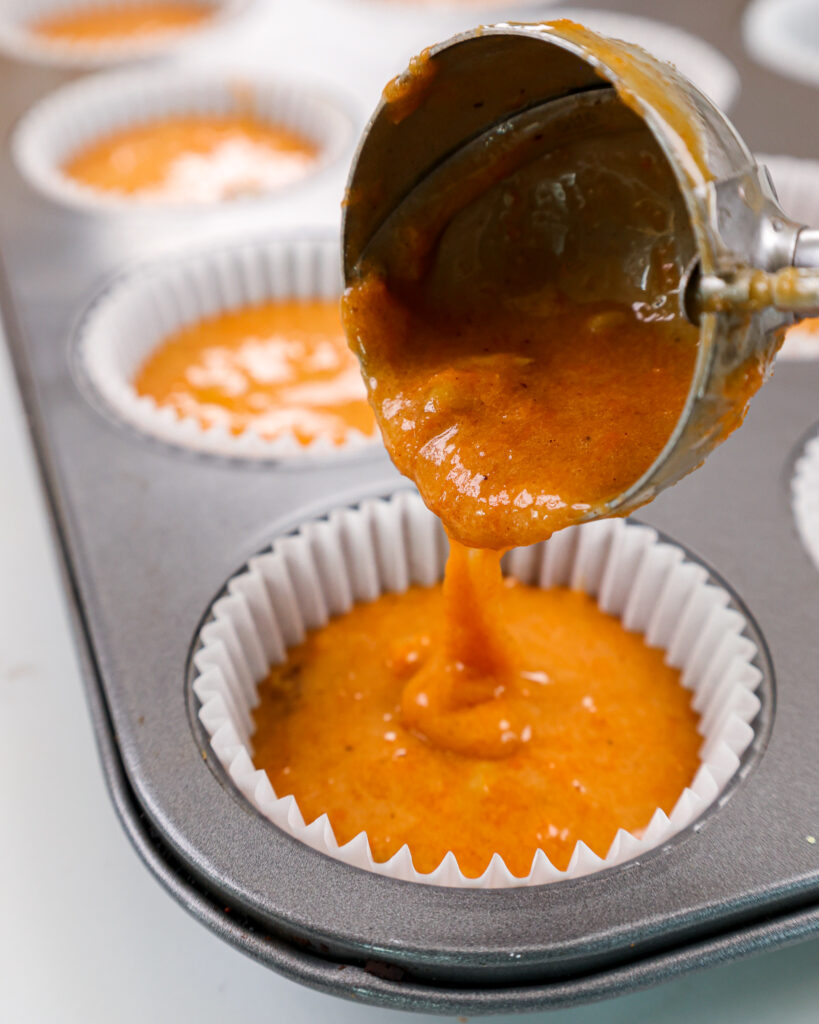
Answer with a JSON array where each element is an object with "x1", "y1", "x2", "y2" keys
[{"x1": 698, "y1": 264, "x2": 819, "y2": 318}]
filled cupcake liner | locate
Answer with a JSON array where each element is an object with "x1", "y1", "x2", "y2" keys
[
  {"x1": 76, "y1": 235, "x2": 380, "y2": 461},
  {"x1": 758, "y1": 154, "x2": 819, "y2": 361},
  {"x1": 192, "y1": 490, "x2": 763, "y2": 888},
  {"x1": 793, "y1": 432, "x2": 819, "y2": 572},
  {"x1": 0, "y1": 0, "x2": 252, "y2": 68},
  {"x1": 12, "y1": 66, "x2": 353, "y2": 213},
  {"x1": 544, "y1": 8, "x2": 740, "y2": 110}
]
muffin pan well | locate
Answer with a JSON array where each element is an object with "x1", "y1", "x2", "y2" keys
[
  {"x1": 3, "y1": 0, "x2": 819, "y2": 1015},
  {"x1": 75, "y1": 235, "x2": 378, "y2": 460},
  {"x1": 0, "y1": 0, "x2": 254, "y2": 69},
  {"x1": 193, "y1": 493, "x2": 765, "y2": 887},
  {"x1": 12, "y1": 66, "x2": 353, "y2": 212}
]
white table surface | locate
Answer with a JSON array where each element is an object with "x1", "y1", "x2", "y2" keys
[{"x1": 2, "y1": 2, "x2": 819, "y2": 1020}]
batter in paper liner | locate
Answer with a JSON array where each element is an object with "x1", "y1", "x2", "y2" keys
[
  {"x1": 252, "y1": 541, "x2": 701, "y2": 877},
  {"x1": 135, "y1": 299, "x2": 376, "y2": 445},
  {"x1": 63, "y1": 114, "x2": 317, "y2": 202},
  {"x1": 31, "y1": 2, "x2": 213, "y2": 42}
]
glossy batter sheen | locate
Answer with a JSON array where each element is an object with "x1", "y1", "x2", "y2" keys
[
  {"x1": 63, "y1": 115, "x2": 317, "y2": 199},
  {"x1": 31, "y1": 2, "x2": 211, "y2": 41},
  {"x1": 344, "y1": 279, "x2": 698, "y2": 548},
  {"x1": 135, "y1": 300, "x2": 376, "y2": 445},
  {"x1": 253, "y1": 545, "x2": 701, "y2": 876}
]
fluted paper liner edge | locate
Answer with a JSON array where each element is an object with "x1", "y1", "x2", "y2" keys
[
  {"x1": 0, "y1": 0, "x2": 252, "y2": 69},
  {"x1": 12, "y1": 65, "x2": 352, "y2": 213},
  {"x1": 76, "y1": 236, "x2": 380, "y2": 461},
  {"x1": 192, "y1": 491, "x2": 762, "y2": 887},
  {"x1": 793, "y1": 432, "x2": 819, "y2": 571}
]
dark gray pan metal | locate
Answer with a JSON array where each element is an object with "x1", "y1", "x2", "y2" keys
[{"x1": 2, "y1": 0, "x2": 819, "y2": 1013}]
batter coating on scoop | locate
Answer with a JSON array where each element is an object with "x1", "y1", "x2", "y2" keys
[{"x1": 344, "y1": 279, "x2": 698, "y2": 549}]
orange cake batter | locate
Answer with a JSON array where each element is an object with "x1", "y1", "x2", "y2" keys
[
  {"x1": 63, "y1": 114, "x2": 318, "y2": 200},
  {"x1": 31, "y1": 2, "x2": 212, "y2": 42},
  {"x1": 782, "y1": 317, "x2": 819, "y2": 359},
  {"x1": 135, "y1": 300, "x2": 376, "y2": 445},
  {"x1": 343, "y1": 280, "x2": 698, "y2": 549},
  {"x1": 254, "y1": 542, "x2": 701, "y2": 877},
  {"x1": 341, "y1": 92, "x2": 709, "y2": 549}
]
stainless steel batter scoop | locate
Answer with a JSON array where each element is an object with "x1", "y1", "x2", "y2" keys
[{"x1": 342, "y1": 21, "x2": 819, "y2": 523}]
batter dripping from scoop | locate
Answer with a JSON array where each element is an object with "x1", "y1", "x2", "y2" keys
[{"x1": 250, "y1": 31, "x2": 768, "y2": 875}]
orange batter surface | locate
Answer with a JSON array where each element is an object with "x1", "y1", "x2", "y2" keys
[
  {"x1": 135, "y1": 300, "x2": 377, "y2": 445},
  {"x1": 782, "y1": 317, "x2": 819, "y2": 359},
  {"x1": 253, "y1": 543, "x2": 701, "y2": 877},
  {"x1": 63, "y1": 115, "x2": 318, "y2": 199},
  {"x1": 343, "y1": 279, "x2": 698, "y2": 548},
  {"x1": 31, "y1": 2, "x2": 212, "y2": 42}
]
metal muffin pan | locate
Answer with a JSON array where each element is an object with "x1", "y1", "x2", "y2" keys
[{"x1": 2, "y1": 0, "x2": 819, "y2": 1015}]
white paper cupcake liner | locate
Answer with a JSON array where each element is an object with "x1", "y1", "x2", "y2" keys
[
  {"x1": 75, "y1": 235, "x2": 380, "y2": 461},
  {"x1": 192, "y1": 490, "x2": 763, "y2": 888},
  {"x1": 793, "y1": 433, "x2": 819, "y2": 572},
  {"x1": 0, "y1": 0, "x2": 252, "y2": 69},
  {"x1": 11, "y1": 66, "x2": 353, "y2": 213},
  {"x1": 543, "y1": 8, "x2": 740, "y2": 111},
  {"x1": 744, "y1": 0, "x2": 819, "y2": 89},
  {"x1": 757, "y1": 154, "x2": 819, "y2": 361}
]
